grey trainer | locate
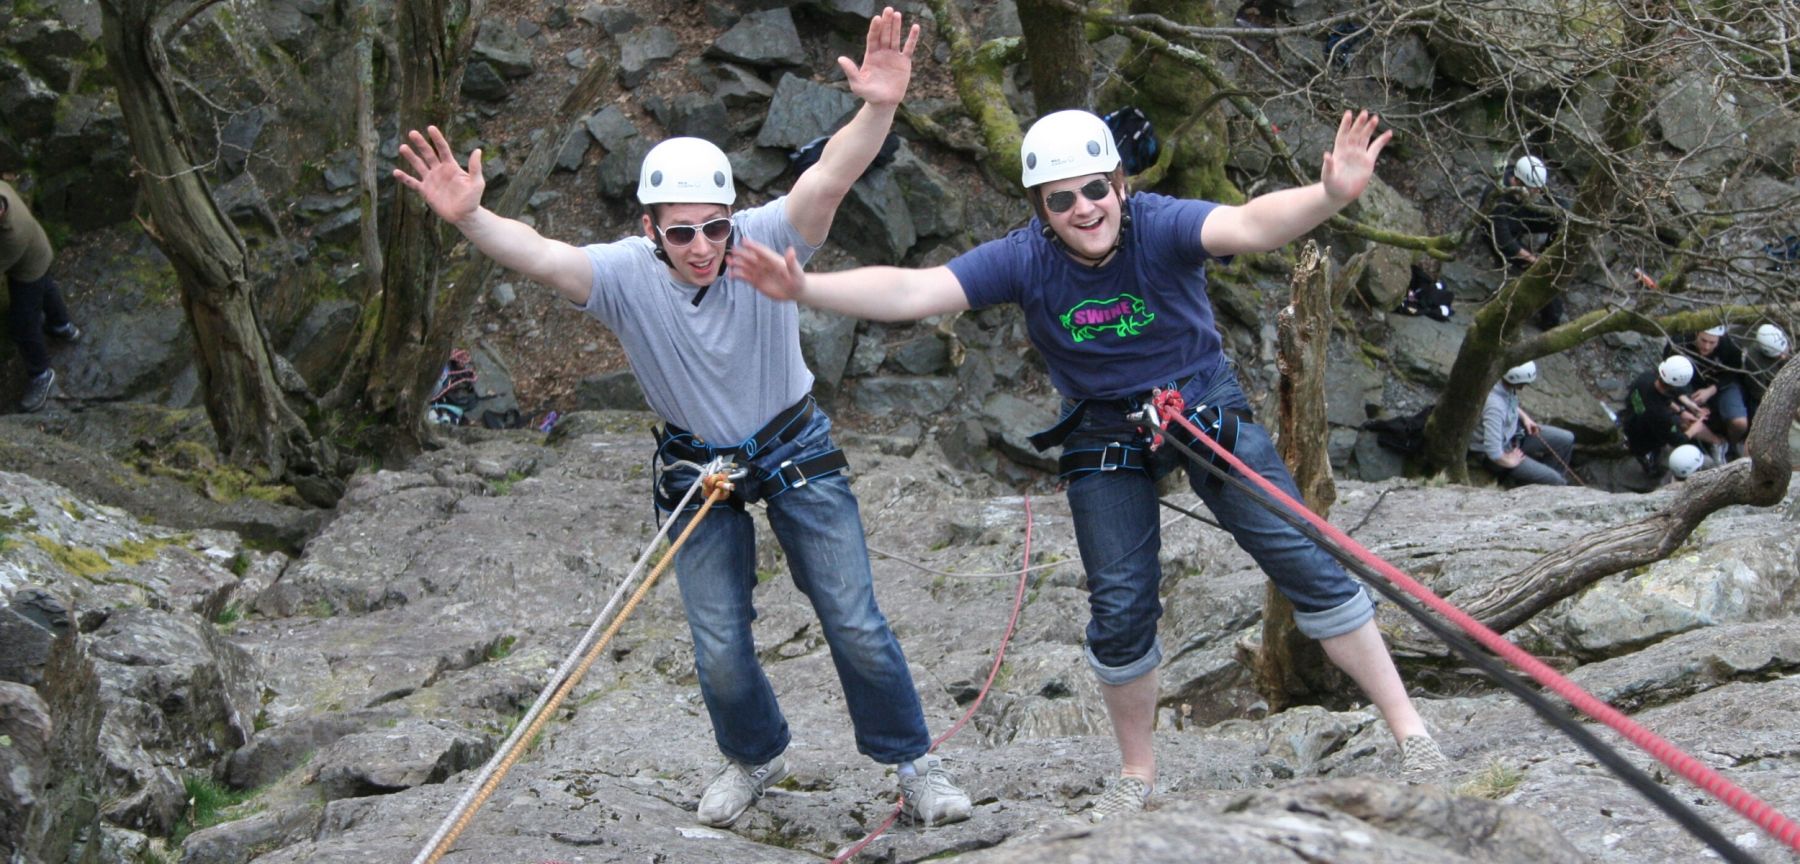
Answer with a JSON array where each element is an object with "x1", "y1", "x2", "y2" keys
[
  {"x1": 1400, "y1": 734, "x2": 1451, "y2": 778},
  {"x1": 20, "y1": 369, "x2": 53, "y2": 413},
  {"x1": 1088, "y1": 775, "x2": 1151, "y2": 823},
  {"x1": 696, "y1": 755, "x2": 788, "y2": 827},
  {"x1": 898, "y1": 754, "x2": 972, "y2": 826},
  {"x1": 45, "y1": 322, "x2": 81, "y2": 343}
]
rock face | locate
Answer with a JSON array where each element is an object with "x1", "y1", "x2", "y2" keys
[{"x1": 7, "y1": 415, "x2": 1800, "y2": 863}]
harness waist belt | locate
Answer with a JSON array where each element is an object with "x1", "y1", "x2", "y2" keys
[{"x1": 660, "y1": 393, "x2": 815, "y2": 461}]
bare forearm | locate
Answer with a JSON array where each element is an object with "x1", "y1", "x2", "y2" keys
[
  {"x1": 795, "y1": 266, "x2": 965, "y2": 322},
  {"x1": 453, "y1": 208, "x2": 589, "y2": 303},
  {"x1": 1232, "y1": 183, "x2": 1347, "y2": 252},
  {"x1": 787, "y1": 102, "x2": 899, "y2": 245}
]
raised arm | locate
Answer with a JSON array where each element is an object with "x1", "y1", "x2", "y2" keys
[
  {"x1": 393, "y1": 125, "x2": 593, "y2": 304},
  {"x1": 728, "y1": 238, "x2": 968, "y2": 321},
  {"x1": 1200, "y1": 110, "x2": 1391, "y2": 258},
  {"x1": 784, "y1": 7, "x2": 919, "y2": 246}
]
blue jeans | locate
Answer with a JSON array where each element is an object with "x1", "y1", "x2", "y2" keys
[
  {"x1": 1064, "y1": 369, "x2": 1373, "y2": 685},
  {"x1": 663, "y1": 409, "x2": 930, "y2": 766}
]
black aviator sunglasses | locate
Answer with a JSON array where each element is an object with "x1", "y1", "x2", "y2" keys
[
  {"x1": 656, "y1": 217, "x2": 733, "y2": 247},
  {"x1": 1044, "y1": 178, "x2": 1112, "y2": 214}
]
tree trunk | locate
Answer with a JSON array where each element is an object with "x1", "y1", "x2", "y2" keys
[
  {"x1": 1254, "y1": 243, "x2": 1354, "y2": 708},
  {"x1": 1018, "y1": 0, "x2": 1092, "y2": 113},
  {"x1": 1117, "y1": 0, "x2": 1239, "y2": 204},
  {"x1": 924, "y1": 0, "x2": 1025, "y2": 187},
  {"x1": 98, "y1": 0, "x2": 338, "y2": 501},
  {"x1": 1394, "y1": 355, "x2": 1799, "y2": 657}
]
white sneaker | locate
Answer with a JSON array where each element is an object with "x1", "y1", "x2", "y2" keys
[
  {"x1": 898, "y1": 755, "x2": 972, "y2": 826},
  {"x1": 696, "y1": 754, "x2": 788, "y2": 827}
]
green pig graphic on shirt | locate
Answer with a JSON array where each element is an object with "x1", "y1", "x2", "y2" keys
[{"x1": 1059, "y1": 293, "x2": 1156, "y2": 343}]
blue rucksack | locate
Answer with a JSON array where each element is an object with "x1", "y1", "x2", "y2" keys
[{"x1": 1103, "y1": 107, "x2": 1160, "y2": 176}]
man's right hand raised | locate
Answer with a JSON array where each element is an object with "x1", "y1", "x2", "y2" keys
[{"x1": 393, "y1": 125, "x2": 484, "y2": 225}]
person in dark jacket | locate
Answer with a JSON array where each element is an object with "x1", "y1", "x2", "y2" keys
[
  {"x1": 1665, "y1": 324, "x2": 1747, "y2": 456},
  {"x1": 1486, "y1": 155, "x2": 1567, "y2": 328},
  {"x1": 0, "y1": 180, "x2": 81, "y2": 413}
]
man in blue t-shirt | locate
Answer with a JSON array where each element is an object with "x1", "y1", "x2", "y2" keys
[
  {"x1": 393, "y1": 8, "x2": 973, "y2": 831},
  {"x1": 731, "y1": 108, "x2": 1447, "y2": 820}
]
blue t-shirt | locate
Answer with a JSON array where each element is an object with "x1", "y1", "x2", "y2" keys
[{"x1": 948, "y1": 192, "x2": 1226, "y2": 400}]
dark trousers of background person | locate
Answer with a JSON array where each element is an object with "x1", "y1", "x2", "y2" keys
[
  {"x1": 1494, "y1": 426, "x2": 1576, "y2": 486},
  {"x1": 8, "y1": 273, "x2": 72, "y2": 378}
]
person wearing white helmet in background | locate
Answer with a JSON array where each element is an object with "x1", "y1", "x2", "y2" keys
[
  {"x1": 1486, "y1": 153, "x2": 1569, "y2": 327},
  {"x1": 728, "y1": 105, "x2": 1449, "y2": 818},
  {"x1": 1620, "y1": 354, "x2": 1725, "y2": 482},
  {"x1": 392, "y1": 8, "x2": 976, "y2": 831},
  {"x1": 1742, "y1": 323, "x2": 1791, "y2": 418},
  {"x1": 1665, "y1": 323, "x2": 1749, "y2": 459},
  {"x1": 1667, "y1": 443, "x2": 1707, "y2": 481},
  {"x1": 1469, "y1": 360, "x2": 1576, "y2": 485}
]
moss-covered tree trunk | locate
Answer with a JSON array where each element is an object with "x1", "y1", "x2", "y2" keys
[
  {"x1": 98, "y1": 0, "x2": 338, "y2": 502},
  {"x1": 334, "y1": 0, "x2": 483, "y2": 459},
  {"x1": 1116, "y1": 0, "x2": 1239, "y2": 204},
  {"x1": 1018, "y1": 0, "x2": 1092, "y2": 113},
  {"x1": 1256, "y1": 242, "x2": 1348, "y2": 708}
]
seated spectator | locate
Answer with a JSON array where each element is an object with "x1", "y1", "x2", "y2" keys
[
  {"x1": 1665, "y1": 324, "x2": 1747, "y2": 455},
  {"x1": 1486, "y1": 155, "x2": 1568, "y2": 328},
  {"x1": 1620, "y1": 355, "x2": 1724, "y2": 481},
  {"x1": 1469, "y1": 361, "x2": 1575, "y2": 485},
  {"x1": 1743, "y1": 323, "x2": 1790, "y2": 418}
]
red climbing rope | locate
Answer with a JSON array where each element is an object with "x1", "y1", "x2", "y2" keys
[{"x1": 1154, "y1": 391, "x2": 1800, "y2": 852}]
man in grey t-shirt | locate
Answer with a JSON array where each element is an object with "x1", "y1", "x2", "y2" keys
[
  {"x1": 1469, "y1": 361, "x2": 1574, "y2": 486},
  {"x1": 393, "y1": 6, "x2": 972, "y2": 831}
]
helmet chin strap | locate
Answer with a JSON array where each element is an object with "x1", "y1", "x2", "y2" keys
[{"x1": 1041, "y1": 196, "x2": 1132, "y2": 268}]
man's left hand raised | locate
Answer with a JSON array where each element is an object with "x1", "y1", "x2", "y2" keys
[
  {"x1": 839, "y1": 6, "x2": 919, "y2": 109},
  {"x1": 1321, "y1": 110, "x2": 1392, "y2": 205}
]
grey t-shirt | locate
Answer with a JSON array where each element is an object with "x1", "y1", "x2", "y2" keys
[
  {"x1": 1471, "y1": 382, "x2": 1520, "y2": 460},
  {"x1": 580, "y1": 197, "x2": 819, "y2": 444}
]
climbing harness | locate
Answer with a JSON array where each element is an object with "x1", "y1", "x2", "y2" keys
[
  {"x1": 412, "y1": 460, "x2": 743, "y2": 864},
  {"x1": 1140, "y1": 386, "x2": 1798, "y2": 862},
  {"x1": 652, "y1": 394, "x2": 848, "y2": 512},
  {"x1": 830, "y1": 495, "x2": 1036, "y2": 863}
]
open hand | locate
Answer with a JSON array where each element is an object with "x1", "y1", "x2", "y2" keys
[
  {"x1": 1320, "y1": 110, "x2": 1392, "y2": 205},
  {"x1": 392, "y1": 125, "x2": 484, "y2": 225},
  {"x1": 728, "y1": 238, "x2": 807, "y2": 302},
  {"x1": 839, "y1": 6, "x2": 919, "y2": 108}
]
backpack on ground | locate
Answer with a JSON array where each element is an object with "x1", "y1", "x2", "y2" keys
[
  {"x1": 1363, "y1": 406, "x2": 1433, "y2": 455},
  {"x1": 1395, "y1": 263, "x2": 1454, "y2": 322}
]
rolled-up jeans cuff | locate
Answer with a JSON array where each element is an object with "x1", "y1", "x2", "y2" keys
[
  {"x1": 1293, "y1": 586, "x2": 1375, "y2": 639},
  {"x1": 1085, "y1": 636, "x2": 1163, "y2": 685}
]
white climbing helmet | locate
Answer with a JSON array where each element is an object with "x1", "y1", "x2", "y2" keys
[
  {"x1": 1703, "y1": 324, "x2": 1729, "y2": 337},
  {"x1": 1755, "y1": 323, "x2": 1790, "y2": 357},
  {"x1": 1658, "y1": 355, "x2": 1695, "y2": 389},
  {"x1": 1020, "y1": 109, "x2": 1120, "y2": 188},
  {"x1": 1497, "y1": 360, "x2": 1540, "y2": 383},
  {"x1": 1668, "y1": 444, "x2": 1705, "y2": 479},
  {"x1": 1513, "y1": 155, "x2": 1548, "y2": 189},
  {"x1": 1503, "y1": 361, "x2": 1538, "y2": 385},
  {"x1": 636, "y1": 137, "x2": 735, "y2": 206}
]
